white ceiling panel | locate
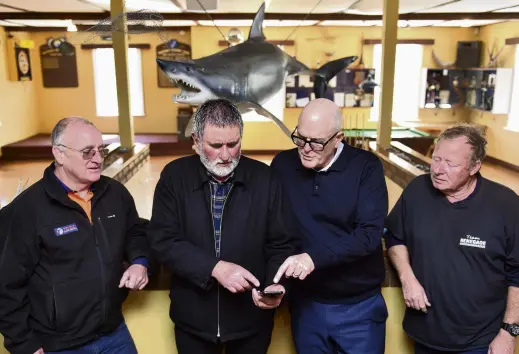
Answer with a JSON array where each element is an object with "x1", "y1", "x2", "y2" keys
[
  {"x1": 5, "y1": 19, "x2": 72, "y2": 27},
  {"x1": 318, "y1": 20, "x2": 381, "y2": 26},
  {"x1": 494, "y1": 5, "x2": 519, "y2": 12},
  {"x1": 0, "y1": 20, "x2": 23, "y2": 26},
  {"x1": 433, "y1": 19, "x2": 505, "y2": 26},
  {"x1": 86, "y1": 0, "x2": 182, "y2": 12},
  {"x1": 344, "y1": 0, "x2": 456, "y2": 14},
  {"x1": 266, "y1": 0, "x2": 357, "y2": 14},
  {"x1": 0, "y1": 5, "x2": 21, "y2": 12},
  {"x1": 0, "y1": 0, "x2": 106, "y2": 12},
  {"x1": 262, "y1": 20, "x2": 318, "y2": 26},
  {"x1": 419, "y1": 0, "x2": 519, "y2": 13}
]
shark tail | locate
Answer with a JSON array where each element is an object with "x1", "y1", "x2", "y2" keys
[{"x1": 313, "y1": 56, "x2": 358, "y2": 99}]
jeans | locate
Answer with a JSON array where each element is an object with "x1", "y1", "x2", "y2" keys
[{"x1": 290, "y1": 292, "x2": 388, "y2": 354}]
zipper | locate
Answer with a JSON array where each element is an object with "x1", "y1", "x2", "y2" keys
[
  {"x1": 95, "y1": 217, "x2": 107, "y2": 326},
  {"x1": 210, "y1": 183, "x2": 233, "y2": 339}
]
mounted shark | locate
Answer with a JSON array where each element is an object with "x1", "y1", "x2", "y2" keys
[{"x1": 156, "y1": 2, "x2": 357, "y2": 138}]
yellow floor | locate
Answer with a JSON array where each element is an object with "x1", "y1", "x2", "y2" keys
[{"x1": 1, "y1": 154, "x2": 519, "y2": 353}]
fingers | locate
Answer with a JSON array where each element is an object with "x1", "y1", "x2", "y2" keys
[
  {"x1": 274, "y1": 259, "x2": 291, "y2": 283},
  {"x1": 241, "y1": 270, "x2": 260, "y2": 288},
  {"x1": 424, "y1": 293, "x2": 431, "y2": 307},
  {"x1": 119, "y1": 271, "x2": 130, "y2": 288}
]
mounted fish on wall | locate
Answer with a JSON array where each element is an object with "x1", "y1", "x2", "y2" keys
[{"x1": 156, "y1": 2, "x2": 358, "y2": 138}]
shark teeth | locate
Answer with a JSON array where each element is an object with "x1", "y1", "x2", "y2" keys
[{"x1": 171, "y1": 78, "x2": 201, "y2": 92}]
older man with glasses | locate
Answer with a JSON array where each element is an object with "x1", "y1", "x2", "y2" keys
[
  {"x1": 270, "y1": 98, "x2": 389, "y2": 354},
  {"x1": 0, "y1": 117, "x2": 149, "y2": 354}
]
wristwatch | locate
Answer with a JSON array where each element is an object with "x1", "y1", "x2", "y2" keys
[{"x1": 502, "y1": 323, "x2": 519, "y2": 336}]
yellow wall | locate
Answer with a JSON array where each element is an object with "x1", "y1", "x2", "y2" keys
[
  {"x1": 468, "y1": 21, "x2": 519, "y2": 166},
  {"x1": 29, "y1": 30, "x2": 191, "y2": 135},
  {"x1": 0, "y1": 28, "x2": 39, "y2": 152}
]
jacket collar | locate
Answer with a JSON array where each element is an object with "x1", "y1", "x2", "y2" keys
[
  {"x1": 295, "y1": 140, "x2": 352, "y2": 172},
  {"x1": 43, "y1": 162, "x2": 108, "y2": 206},
  {"x1": 193, "y1": 156, "x2": 246, "y2": 191}
]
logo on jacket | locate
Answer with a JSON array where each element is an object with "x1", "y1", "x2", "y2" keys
[
  {"x1": 54, "y1": 223, "x2": 79, "y2": 236},
  {"x1": 459, "y1": 235, "x2": 486, "y2": 249}
]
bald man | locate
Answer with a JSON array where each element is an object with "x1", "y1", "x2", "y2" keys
[{"x1": 270, "y1": 98, "x2": 389, "y2": 354}]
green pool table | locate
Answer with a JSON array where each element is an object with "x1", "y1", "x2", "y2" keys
[{"x1": 343, "y1": 127, "x2": 436, "y2": 155}]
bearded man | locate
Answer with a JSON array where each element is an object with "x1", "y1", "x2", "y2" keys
[{"x1": 147, "y1": 98, "x2": 299, "y2": 354}]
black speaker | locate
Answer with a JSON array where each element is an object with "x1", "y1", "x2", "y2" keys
[{"x1": 456, "y1": 41, "x2": 482, "y2": 68}]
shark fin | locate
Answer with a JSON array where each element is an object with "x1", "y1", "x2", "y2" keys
[
  {"x1": 236, "y1": 102, "x2": 292, "y2": 138},
  {"x1": 313, "y1": 56, "x2": 358, "y2": 98},
  {"x1": 248, "y1": 2, "x2": 266, "y2": 41}
]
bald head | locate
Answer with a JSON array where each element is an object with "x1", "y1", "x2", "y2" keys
[
  {"x1": 294, "y1": 98, "x2": 344, "y2": 170},
  {"x1": 298, "y1": 98, "x2": 342, "y2": 136}
]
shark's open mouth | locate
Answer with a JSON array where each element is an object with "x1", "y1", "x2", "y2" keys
[{"x1": 171, "y1": 77, "x2": 201, "y2": 100}]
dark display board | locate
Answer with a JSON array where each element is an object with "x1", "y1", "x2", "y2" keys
[
  {"x1": 156, "y1": 40, "x2": 191, "y2": 88},
  {"x1": 39, "y1": 43, "x2": 78, "y2": 88},
  {"x1": 15, "y1": 47, "x2": 32, "y2": 81}
]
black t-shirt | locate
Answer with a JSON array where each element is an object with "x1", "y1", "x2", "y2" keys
[{"x1": 385, "y1": 173, "x2": 519, "y2": 351}]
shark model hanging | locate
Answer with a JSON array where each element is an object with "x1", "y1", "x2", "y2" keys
[{"x1": 156, "y1": 2, "x2": 357, "y2": 138}]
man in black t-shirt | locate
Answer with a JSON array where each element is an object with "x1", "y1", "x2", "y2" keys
[{"x1": 385, "y1": 124, "x2": 519, "y2": 354}]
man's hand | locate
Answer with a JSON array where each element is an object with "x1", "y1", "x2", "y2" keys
[
  {"x1": 401, "y1": 272, "x2": 431, "y2": 313},
  {"x1": 273, "y1": 253, "x2": 314, "y2": 283},
  {"x1": 33, "y1": 349, "x2": 44, "y2": 354},
  {"x1": 119, "y1": 264, "x2": 148, "y2": 290},
  {"x1": 252, "y1": 284, "x2": 285, "y2": 310},
  {"x1": 212, "y1": 261, "x2": 260, "y2": 293},
  {"x1": 488, "y1": 329, "x2": 515, "y2": 354}
]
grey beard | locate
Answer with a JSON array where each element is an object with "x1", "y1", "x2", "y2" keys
[{"x1": 199, "y1": 144, "x2": 241, "y2": 178}]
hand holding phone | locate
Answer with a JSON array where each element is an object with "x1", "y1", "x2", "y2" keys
[
  {"x1": 252, "y1": 284, "x2": 285, "y2": 310},
  {"x1": 257, "y1": 289, "x2": 284, "y2": 297}
]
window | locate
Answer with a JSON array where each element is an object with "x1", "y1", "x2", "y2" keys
[
  {"x1": 370, "y1": 44, "x2": 424, "y2": 122},
  {"x1": 506, "y1": 45, "x2": 519, "y2": 132},
  {"x1": 92, "y1": 48, "x2": 145, "y2": 117},
  {"x1": 241, "y1": 85, "x2": 285, "y2": 122}
]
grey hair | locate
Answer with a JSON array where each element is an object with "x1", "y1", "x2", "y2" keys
[
  {"x1": 192, "y1": 98, "x2": 243, "y2": 139},
  {"x1": 51, "y1": 116, "x2": 95, "y2": 146},
  {"x1": 437, "y1": 123, "x2": 487, "y2": 166}
]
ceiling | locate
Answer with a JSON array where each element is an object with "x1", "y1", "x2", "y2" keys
[{"x1": 0, "y1": 0, "x2": 518, "y2": 29}]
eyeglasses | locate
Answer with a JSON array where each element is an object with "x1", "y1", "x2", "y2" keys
[
  {"x1": 291, "y1": 127, "x2": 339, "y2": 152},
  {"x1": 58, "y1": 144, "x2": 109, "y2": 160}
]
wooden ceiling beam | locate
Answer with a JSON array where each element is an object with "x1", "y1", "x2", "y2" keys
[{"x1": 1, "y1": 11, "x2": 519, "y2": 21}]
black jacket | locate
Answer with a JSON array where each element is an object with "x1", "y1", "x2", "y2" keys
[
  {"x1": 147, "y1": 155, "x2": 299, "y2": 343},
  {"x1": 0, "y1": 164, "x2": 149, "y2": 354}
]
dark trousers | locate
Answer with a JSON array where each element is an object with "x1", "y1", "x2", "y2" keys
[
  {"x1": 290, "y1": 292, "x2": 388, "y2": 354},
  {"x1": 174, "y1": 325, "x2": 273, "y2": 354},
  {"x1": 414, "y1": 342, "x2": 489, "y2": 354},
  {"x1": 45, "y1": 322, "x2": 137, "y2": 354}
]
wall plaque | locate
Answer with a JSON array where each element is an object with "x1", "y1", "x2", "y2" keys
[{"x1": 40, "y1": 41, "x2": 79, "y2": 88}]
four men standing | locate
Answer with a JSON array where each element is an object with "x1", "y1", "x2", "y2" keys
[{"x1": 1, "y1": 100, "x2": 518, "y2": 354}]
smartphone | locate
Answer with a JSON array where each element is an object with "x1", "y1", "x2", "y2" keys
[{"x1": 258, "y1": 289, "x2": 284, "y2": 297}]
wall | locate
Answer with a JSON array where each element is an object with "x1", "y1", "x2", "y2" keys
[
  {"x1": 0, "y1": 28, "x2": 39, "y2": 151},
  {"x1": 468, "y1": 21, "x2": 519, "y2": 167},
  {"x1": 29, "y1": 30, "x2": 191, "y2": 135}
]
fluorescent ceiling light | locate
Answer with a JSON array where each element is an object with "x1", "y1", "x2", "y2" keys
[
  {"x1": 198, "y1": 20, "x2": 253, "y2": 26},
  {"x1": 263, "y1": 20, "x2": 318, "y2": 26}
]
